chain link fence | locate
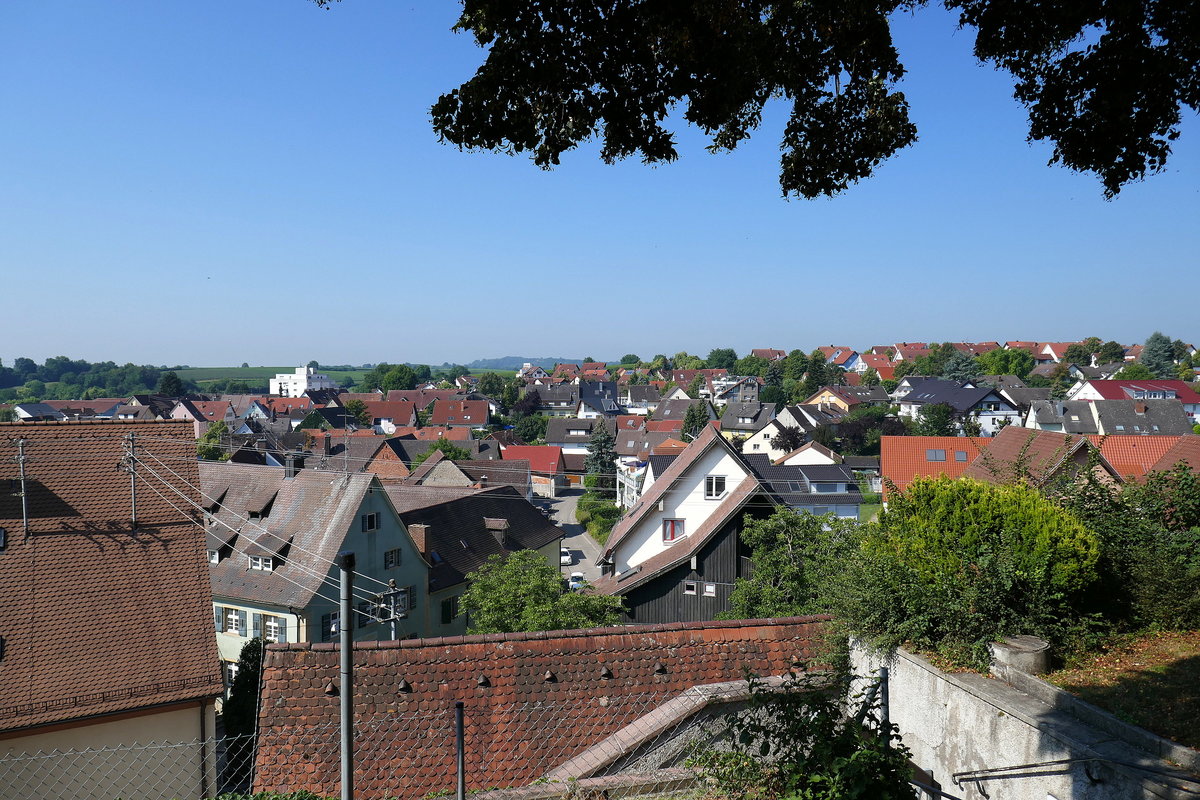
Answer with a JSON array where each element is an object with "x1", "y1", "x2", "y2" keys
[{"x1": 0, "y1": 687, "x2": 763, "y2": 800}]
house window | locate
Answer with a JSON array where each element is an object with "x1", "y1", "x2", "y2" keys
[
  {"x1": 813, "y1": 483, "x2": 837, "y2": 493},
  {"x1": 925, "y1": 449, "x2": 946, "y2": 462},
  {"x1": 384, "y1": 548, "x2": 402, "y2": 569},
  {"x1": 321, "y1": 611, "x2": 340, "y2": 642},
  {"x1": 812, "y1": 506, "x2": 831, "y2": 515},
  {"x1": 441, "y1": 596, "x2": 460, "y2": 625},
  {"x1": 263, "y1": 615, "x2": 286, "y2": 643},
  {"x1": 955, "y1": 451, "x2": 968, "y2": 462},
  {"x1": 752, "y1": 443, "x2": 760, "y2": 450},
  {"x1": 248, "y1": 555, "x2": 273, "y2": 571},
  {"x1": 738, "y1": 417, "x2": 753, "y2": 424},
  {"x1": 705, "y1": 475, "x2": 726, "y2": 499},
  {"x1": 361, "y1": 512, "x2": 380, "y2": 532},
  {"x1": 357, "y1": 600, "x2": 374, "y2": 628},
  {"x1": 1115, "y1": 425, "x2": 1125, "y2": 431},
  {"x1": 703, "y1": 583, "x2": 717, "y2": 597},
  {"x1": 683, "y1": 581, "x2": 697, "y2": 595},
  {"x1": 662, "y1": 519, "x2": 685, "y2": 543},
  {"x1": 208, "y1": 549, "x2": 220, "y2": 564},
  {"x1": 225, "y1": 608, "x2": 247, "y2": 635}
]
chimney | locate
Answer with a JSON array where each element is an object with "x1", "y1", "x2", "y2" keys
[
  {"x1": 284, "y1": 452, "x2": 297, "y2": 479},
  {"x1": 323, "y1": 432, "x2": 332, "y2": 457},
  {"x1": 407, "y1": 523, "x2": 429, "y2": 554},
  {"x1": 1135, "y1": 401, "x2": 1147, "y2": 415},
  {"x1": 477, "y1": 475, "x2": 488, "y2": 488}
]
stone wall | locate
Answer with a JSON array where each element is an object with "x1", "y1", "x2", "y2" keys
[{"x1": 850, "y1": 643, "x2": 1197, "y2": 800}]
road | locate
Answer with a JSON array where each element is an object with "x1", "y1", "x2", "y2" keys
[{"x1": 544, "y1": 488, "x2": 603, "y2": 584}]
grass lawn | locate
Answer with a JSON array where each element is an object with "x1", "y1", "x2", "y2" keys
[
  {"x1": 175, "y1": 366, "x2": 368, "y2": 388},
  {"x1": 1045, "y1": 630, "x2": 1200, "y2": 749}
]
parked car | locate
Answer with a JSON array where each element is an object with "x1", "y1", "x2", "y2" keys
[
  {"x1": 560, "y1": 547, "x2": 573, "y2": 566},
  {"x1": 568, "y1": 571, "x2": 586, "y2": 591}
]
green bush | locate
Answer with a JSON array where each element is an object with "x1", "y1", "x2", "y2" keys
[
  {"x1": 835, "y1": 477, "x2": 1101, "y2": 669},
  {"x1": 574, "y1": 508, "x2": 591, "y2": 525}
]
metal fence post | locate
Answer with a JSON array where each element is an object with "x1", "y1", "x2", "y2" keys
[
  {"x1": 339, "y1": 551, "x2": 355, "y2": 800},
  {"x1": 455, "y1": 701, "x2": 465, "y2": 800}
]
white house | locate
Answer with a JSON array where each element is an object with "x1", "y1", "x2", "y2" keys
[{"x1": 270, "y1": 366, "x2": 340, "y2": 398}]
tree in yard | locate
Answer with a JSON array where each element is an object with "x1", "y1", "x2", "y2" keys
[
  {"x1": 222, "y1": 637, "x2": 266, "y2": 782},
  {"x1": 460, "y1": 551, "x2": 624, "y2": 634},
  {"x1": 1140, "y1": 331, "x2": 1178, "y2": 378},
  {"x1": 430, "y1": 0, "x2": 1197, "y2": 198},
  {"x1": 620, "y1": 353, "x2": 641, "y2": 365},
  {"x1": 799, "y1": 350, "x2": 828, "y2": 399},
  {"x1": 196, "y1": 420, "x2": 229, "y2": 461},
  {"x1": 1062, "y1": 343, "x2": 1092, "y2": 364},
  {"x1": 734, "y1": 355, "x2": 770, "y2": 378},
  {"x1": 511, "y1": 388, "x2": 540, "y2": 418},
  {"x1": 723, "y1": 508, "x2": 863, "y2": 620},
  {"x1": 769, "y1": 425, "x2": 807, "y2": 454},
  {"x1": 502, "y1": 377, "x2": 522, "y2": 408},
  {"x1": 157, "y1": 370, "x2": 184, "y2": 397},
  {"x1": 682, "y1": 401, "x2": 711, "y2": 441},
  {"x1": 911, "y1": 402, "x2": 958, "y2": 436},
  {"x1": 582, "y1": 356, "x2": 595, "y2": 364},
  {"x1": 673, "y1": 351, "x2": 706, "y2": 370},
  {"x1": 861, "y1": 366, "x2": 880, "y2": 387},
  {"x1": 513, "y1": 413, "x2": 547, "y2": 443},
  {"x1": 476, "y1": 372, "x2": 505, "y2": 398},
  {"x1": 240, "y1": 362, "x2": 250, "y2": 369},
  {"x1": 685, "y1": 373, "x2": 706, "y2": 398},
  {"x1": 412, "y1": 438, "x2": 472, "y2": 466},
  {"x1": 1172, "y1": 339, "x2": 1191, "y2": 361},
  {"x1": 1115, "y1": 362, "x2": 1156, "y2": 380},
  {"x1": 1097, "y1": 340, "x2": 1127, "y2": 364},
  {"x1": 940, "y1": 351, "x2": 981, "y2": 383},
  {"x1": 306, "y1": 359, "x2": 319, "y2": 369},
  {"x1": 344, "y1": 399, "x2": 371, "y2": 428},
  {"x1": 705, "y1": 348, "x2": 738, "y2": 371},
  {"x1": 585, "y1": 420, "x2": 617, "y2": 487},
  {"x1": 783, "y1": 349, "x2": 809, "y2": 381}
]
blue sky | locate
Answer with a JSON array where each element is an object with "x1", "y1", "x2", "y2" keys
[{"x1": 2, "y1": 1, "x2": 1196, "y2": 368}]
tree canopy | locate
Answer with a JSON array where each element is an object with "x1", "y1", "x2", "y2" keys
[
  {"x1": 427, "y1": 0, "x2": 1198, "y2": 198},
  {"x1": 1140, "y1": 331, "x2": 1178, "y2": 378},
  {"x1": 412, "y1": 437, "x2": 472, "y2": 465},
  {"x1": 459, "y1": 550, "x2": 624, "y2": 633}
]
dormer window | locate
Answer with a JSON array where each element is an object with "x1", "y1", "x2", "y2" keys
[{"x1": 248, "y1": 555, "x2": 274, "y2": 571}]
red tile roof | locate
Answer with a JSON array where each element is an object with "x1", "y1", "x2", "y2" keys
[
  {"x1": 960, "y1": 427, "x2": 1116, "y2": 486},
  {"x1": 393, "y1": 426, "x2": 472, "y2": 441},
  {"x1": 881, "y1": 435, "x2": 991, "y2": 499},
  {"x1": 501, "y1": 445, "x2": 564, "y2": 475},
  {"x1": 751, "y1": 348, "x2": 787, "y2": 361},
  {"x1": 615, "y1": 414, "x2": 645, "y2": 432},
  {"x1": 1084, "y1": 435, "x2": 1185, "y2": 480},
  {"x1": 361, "y1": 400, "x2": 417, "y2": 424},
  {"x1": 0, "y1": 421, "x2": 223, "y2": 731},
  {"x1": 646, "y1": 419, "x2": 683, "y2": 433},
  {"x1": 817, "y1": 346, "x2": 856, "y2": 366},
  {"x1": 254, "y1": 617, "x2": 829, "y2": 800},
  {"x1": 857, "y1": 353, "x2": 896, "y2": 381}
]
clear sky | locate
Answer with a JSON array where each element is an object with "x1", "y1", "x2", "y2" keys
[{"x1": 2, "y1": 2, "x2": 1196, "y2": 368}]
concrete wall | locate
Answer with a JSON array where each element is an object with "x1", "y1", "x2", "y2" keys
[
  {"x1": 850, "y1": 644, "x2": 1194, "y2": 800},
  {"x1": 0, "y1": 703, "x2": 216, "y2": 800}
]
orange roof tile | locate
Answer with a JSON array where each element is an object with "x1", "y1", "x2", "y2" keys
[
  {"x1": 1084, "y1": 435, "x2": 1185, "y2": 480},
  {"x1": 881, "y1": 436, "x2": 991, "y2": 499}
]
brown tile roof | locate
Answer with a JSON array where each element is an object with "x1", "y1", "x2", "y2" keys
[
  {"x1": 253, "y1": 616, "x2": 829, "y2": 799},
  {"x1": 960, "y1": 427, "x2": 1118, "y2": 486},
  {"x1": 0, "y1": 421, "x2": 223, "y2": 732},
  {"x1": 880, "y1": 435, "x2": 991, "y2": 499},
  {"x1": 430, "y1": 399, "x2": 489, "y2": 426},
  {"x1": 501, "y1": 445, "x2": 564, "y2": 476},
  {"x1": 394, "y1": 426, "x2": 472, "y2": 441},
  {"x1": 1147, "y1": 434, "x2": 1200, "y2": 474}
]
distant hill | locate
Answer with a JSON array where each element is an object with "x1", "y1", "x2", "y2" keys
[{"x1": 466, "y1": 356, "x2": 590, "y2": 371}]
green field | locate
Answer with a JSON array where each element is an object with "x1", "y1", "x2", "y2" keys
[{"x1": 175, "y1": 366, "x2": 369, "y2": 389}]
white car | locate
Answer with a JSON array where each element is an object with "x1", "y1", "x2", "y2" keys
[
  {"x1": 560, "y1": 547, "x2": 573, "y2": 566},
  {"x1": 568, "y1": 571, "x2": 586, "y2": 591}
]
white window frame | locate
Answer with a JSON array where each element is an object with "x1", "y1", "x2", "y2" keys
[
  {"x1": 248, "y1": 555, "x2": 273, "y2": 571},
  {"x1": 703, "y1": 583, "x2": 717, "y2": 597},
  {"x1": 207, "y1": 549, "x2": 220, "y2": 564},
  {"x1": 683, "y1": 581, "x2": 698, "y2": 595},
  {"x1": 704, "y1": 475, "x2": 727, "y2": 500},
  {"x1": 662, "y1": 519, "x2": 685, "y2": 543},
  {"x1": 226, "y1": 608, "x2": 246, "y2": 635}
]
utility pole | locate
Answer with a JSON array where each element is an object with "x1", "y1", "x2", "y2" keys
[{"x1": 338, "y1": 550, "x2": 355, "y2": 800}]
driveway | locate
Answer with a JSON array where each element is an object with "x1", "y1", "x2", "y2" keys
[{"x1": 545, "y1": 488, "x2": 603, "y2": 584}]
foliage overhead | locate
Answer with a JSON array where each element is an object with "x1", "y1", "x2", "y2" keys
[
  {"x1": 459, "y1": 550, "x2": 624, "y2": 633},
  {"x1": 429, "y1": 0, "x2": 1199, "y2": 197}
]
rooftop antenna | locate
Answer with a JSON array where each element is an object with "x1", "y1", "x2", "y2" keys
[{"x1": 13, "y1": 438, "x2": 29, "y2": 538}]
